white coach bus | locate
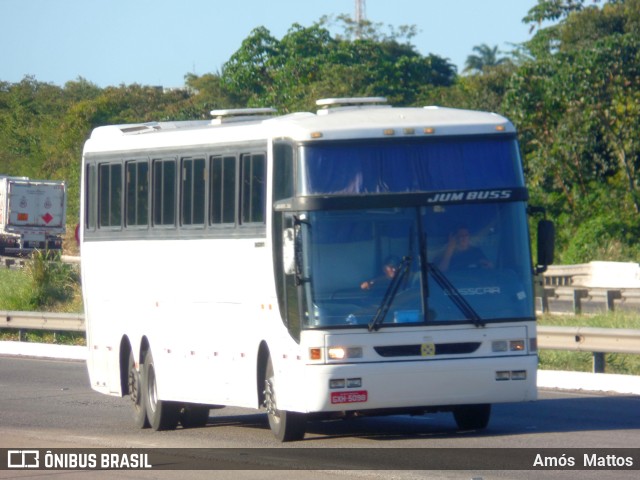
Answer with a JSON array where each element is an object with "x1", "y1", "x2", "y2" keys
[{"x1": 80, "y1": 98, "x2": 554, "y2": 441}]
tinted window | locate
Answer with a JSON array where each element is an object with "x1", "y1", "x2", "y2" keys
[
  {"x1": 241, "y1": 153, "x2": 265, "y2": 224},
  {"x1": 210, "y1": 155, "x2": 236, "y2": 225},
  {"x1": 181, "y1": 157, "x2": 206, "y2": 226},
  {"x1": 98, "y1": 163, "x2": 122, "y2": 228},
  {"x1": 153, "y1": 159, "x2": 176, "y2": 226},
  {"x1": 126, "y1": 160, "x2": 149, "y2": 227}
]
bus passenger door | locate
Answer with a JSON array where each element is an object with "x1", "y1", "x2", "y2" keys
[{"x1": 273, "y1": 212, "x2": 303, "y2": 343}]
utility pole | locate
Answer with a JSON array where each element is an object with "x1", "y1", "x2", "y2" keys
[{"x1": 355, "y1": 0, "x2": 366, "y2": 39}]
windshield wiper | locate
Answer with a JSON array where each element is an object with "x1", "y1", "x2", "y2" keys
[
  {"x1": 427, "y1": 263, "x2": 485, "y2": 327},
  {"x1": 368, "y1": 256, "x2": 412, "y2": 332}
]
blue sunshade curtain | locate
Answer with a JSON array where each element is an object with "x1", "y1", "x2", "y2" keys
[{"x1": 300, "y1": 138, "x2": 523, "y2": 195}]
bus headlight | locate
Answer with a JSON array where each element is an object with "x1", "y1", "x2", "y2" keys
[
  {"x1": 328, "y1": 346, "x2": 363, "y2": 360},
  {"x1": 492, "y1": 340, "x2": 508, "y2": 352}
]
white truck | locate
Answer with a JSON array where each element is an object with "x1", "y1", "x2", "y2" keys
[{"x1": 0, "y1": 176, "x2": 66, "y2": 255}]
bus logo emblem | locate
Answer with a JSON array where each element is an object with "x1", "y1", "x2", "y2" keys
[{"x1": 421, "y1": 343, "x2": 435, "y2": 357}]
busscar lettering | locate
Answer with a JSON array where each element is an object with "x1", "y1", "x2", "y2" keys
[{"x1": 456, "y1": 286, "x2": 501, "y2": 296}]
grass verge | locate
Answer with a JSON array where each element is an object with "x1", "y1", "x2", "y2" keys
[{"x1": 0, "y1": 251, "x2": 85, "y2": 345}]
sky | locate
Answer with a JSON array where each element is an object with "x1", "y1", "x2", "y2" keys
[{"x1": 1, "y1": 0, "x2": 540, "y2": 88}]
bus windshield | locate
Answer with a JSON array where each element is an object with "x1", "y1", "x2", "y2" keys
[
  {"x1": 298, "y1": 136, "x2": 525, "y2": 195},
  {"x1": 299, "y1": 202, "x2": 534, "y2": 329}
]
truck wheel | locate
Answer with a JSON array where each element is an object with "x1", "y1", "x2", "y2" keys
[
  {"x1": 128, "y1": 350, "x2": 149, "y2": 428},
  {"x1": 453, "y1": 404, "x2": 491, "y2": 430},
  {"x1": 264, "y1": 356, "x2": 306, "y2": 442},
  {"x1": 143, "y1": 350, "x2": 179, "y2": 431}
]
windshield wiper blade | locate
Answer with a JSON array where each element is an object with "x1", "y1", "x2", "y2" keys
[
  {"x1": 368, "y1": 256, "x2": 412, "y2": 332},
  {"x1": 427, "y1": 263, "x2": 485, "y2": 327}
]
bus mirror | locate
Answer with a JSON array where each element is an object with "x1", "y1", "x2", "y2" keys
[
  {"x1": 537, "y1": 219, "x2": 555, "y2": 272},
  {"x1": 283, "y1": 227, "x2": 295, "y2": 275}
]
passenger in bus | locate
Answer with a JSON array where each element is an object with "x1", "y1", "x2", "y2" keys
[
  {"x1": 437, "y1": 226, "x2": 492, "y2": 271},
  {"x1": 360, "y1": 255, "x2": 400, "y2": 291}
]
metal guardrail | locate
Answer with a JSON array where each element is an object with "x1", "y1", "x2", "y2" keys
[
  {"x1": 537, "y1": 325, "x2": 640, "y2": 373},
  {"x1": 536, "y1": 286, "x2": 640, "y2": 315},
  {"x1": 1, "y1": 255, "x2": 80, "y2": 269},
  {"x1": 1, "y1": 311, "x2": 638, "y2": 374},
  {"x1": 0, "y1": 310, "x2": 85, "y2": 332}
]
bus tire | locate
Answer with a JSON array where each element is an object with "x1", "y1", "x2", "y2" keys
[
  {"x1": 264, "y1": 357, "x2": 306, "y2": 442},
  {"x1": 128, "y1": 350, "x2": 149, "y2": 428},
  {"x1": 143, "y1": 350, "x2": 179, "y2": 431},
  {"x1": 453, "y1": 404, "x2": 491, "y2": 430},
  {"x1": 180, "y1": 404, "x2": 210, "y2": 428}
]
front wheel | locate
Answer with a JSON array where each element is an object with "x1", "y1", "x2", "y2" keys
[
  {"x1": 453, "y1": 404, "x2": 491, "y2": 430},
  {"x1": 264, "y1": 357, "x2": 306, "y2": 442},
  {"x1": 143, "y1": 350, "x2": 180, "y2": 431}
]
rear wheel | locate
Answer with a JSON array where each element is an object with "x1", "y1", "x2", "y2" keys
[
  {"x1": 143, "y1": 350, "x2": 180, "y2": 431},
  {"x1": 264, "y1": 356, "x2": 306, "y2": 442},
  {"x1": 453, "y1": 404, "x2": 491, "y2": 430},
  {"x1": 180, "y1": 404, "x2": 210, "y2": 428},
  {"x1": 127, "y1": 350, "x2": 149, "y2": 428}
]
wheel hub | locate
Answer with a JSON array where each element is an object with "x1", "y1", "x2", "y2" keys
[
  {"x1": 263, "y1": 378, "x2": 278, "y2": 417},
  {"x1": 128, "y1": 368, "x2": 140, "y2": 404}
]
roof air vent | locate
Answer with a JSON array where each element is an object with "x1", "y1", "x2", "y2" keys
[
  {"x1": 210, "y1": 107, "x2": 277, "y2": 125},
  {"x1": 316, "y1": 97, "x2": 388, "y2": 115}
]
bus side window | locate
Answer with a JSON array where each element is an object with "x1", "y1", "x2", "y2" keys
[
  {"x1": 98, "y1": 163, "x2": 122, "y2": 228},
  {"x1": 241, "y1": 153, "x2": 266, "y2": 224},
  {"x1": 181, "y1": 157, "x2": 206, "y2": 226},
  {"x1": 273, "y1": 143, "x2": 294, "y2": 201},
  {"x1": 85, "y1": 163, "x2": 97, "y2": 230},
  {"x1": 152, "y1": 158, "x2": 177, "y2": 227},
  {"x1": 125, "y1": 160, "x2": 149, "y2": 227},
  {"x1": 210, "y1": 155, "x2": 237, "y2": 226}
]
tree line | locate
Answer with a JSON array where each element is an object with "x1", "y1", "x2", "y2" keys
[{"x1": 1, "y1": 0, "x2": 638, "y2": 264}]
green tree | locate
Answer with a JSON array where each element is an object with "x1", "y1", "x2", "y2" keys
[
  {"x1": 221, "y1": 26, "x2": 280, "y2": 107},
  {"x1": 184, "y1": 72, "x2": 240, "y2": 114},
  {"x1": 463, "y1": 44, "x2": 510, "y2": 74},
  {"x1": 220, "y1": 21, "x2": 456, "y2": 111},
  {"x1": 422, "y1": 62, "x2": 516, "y2": 114},
  {"x1": 506, "y1": 0, "x2": 640, "y2": 262}
]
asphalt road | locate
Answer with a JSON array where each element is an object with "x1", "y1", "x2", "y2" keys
[{"x1": 0, "y1": 356, "x2": 638, "y2": 480}]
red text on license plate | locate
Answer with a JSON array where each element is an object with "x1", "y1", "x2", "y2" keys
[{"x1": 330, "y1": 390, "x2": 368, "y2": 404}]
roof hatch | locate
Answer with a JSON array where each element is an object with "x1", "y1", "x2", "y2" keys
[
  {"x1": 210, "y1": 107, "x2": 277, "y2": 125},
  {"x1": 316, "y1": 97, "x2": 388, "y2": 115}
]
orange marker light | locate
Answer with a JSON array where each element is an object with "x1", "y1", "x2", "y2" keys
[{"x1": 309, "y1": 348, "x2": 322, "y2": 360}]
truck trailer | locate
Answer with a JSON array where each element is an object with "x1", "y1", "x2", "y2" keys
[{"x1": 0, "y1": 176, "x2": 66, "y2": 255}]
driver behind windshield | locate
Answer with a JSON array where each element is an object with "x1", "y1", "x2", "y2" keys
[
  {"x1": 360, "y1": 255, "x2": 400, "y2": 291},
  {"x1": 437, "y1": 226, "x2": 492, "y2": 271}
]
